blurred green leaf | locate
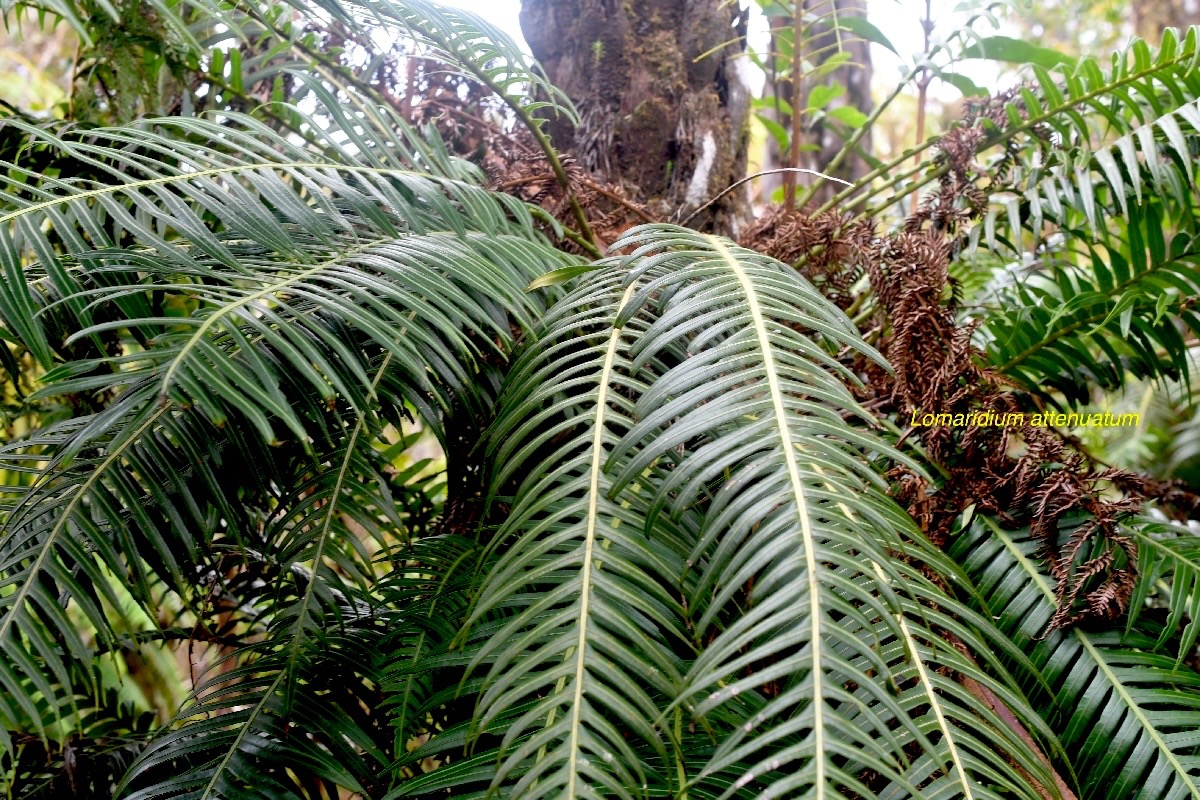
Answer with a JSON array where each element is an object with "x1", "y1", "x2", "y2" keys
[{"x1": 962, "y1": 35, "x2": 1076, "y2": 69}]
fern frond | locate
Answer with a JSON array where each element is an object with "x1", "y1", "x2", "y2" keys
[
  {"x1": 117, "y1": 356, "x2": 404, "y2": 797},
  {"x1": 952, "y1": 517, "x2": 1200, "y2": 799},
  {"x1": 459, "y1": 268, "x2": 693, "y2": 799},
  {"x1": 265, "y1": 0, "x2": 576, "y2": 125},
  {"x1": 600, "y1": 227, "x2": 1058, "y2": 800},
  {"x1": 0, "y1": 109, "x2": 572, "y2": 752},
  {"x1": 1128, "y1": 518, "x2": 1200, "y2": 661},
  {"x1": 443, "y1": 225, "x2": 1064, "y2": 799},
  {"x1": 955, "y1": 30, "x2": 1200, "y2": 398}
]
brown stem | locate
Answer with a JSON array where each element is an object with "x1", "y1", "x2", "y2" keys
[
  {"x1": 947, "y1": 633, "x2": 1079, "y2": 800},
  {"x1": 497, "y1": 174, "x2": 550, "y2": 190},
  {"x1": 785, "y1": 4, "x2": 805, "y2": 212},
  {"x1": 499, "y1": 173, "x2": 654, "y2": 230},
  {"x1": 909, "y1": 78, "x2": 930, "y2": 209},
  {"x1": 908, "y1": 0, "x2": 934, "y2": 212},
  {"x1": 580, "y1": 178, "x2": 658, "y2": 224}
]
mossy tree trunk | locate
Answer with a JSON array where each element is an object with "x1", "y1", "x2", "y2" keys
[
  {"x1": 72, "y1": 1, "x2": 190, "y2": 123},
  {"x1": 520, "y1": 0, "x2": 754, "y2": 235}
]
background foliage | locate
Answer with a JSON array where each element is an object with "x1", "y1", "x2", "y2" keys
[{"x1": 1, "y1": 0, "x2": 1200, "y2": 798}]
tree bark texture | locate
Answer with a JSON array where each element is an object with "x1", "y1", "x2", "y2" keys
[
  {"x1": 1135, "y1": 0, "x2": 1200, "y2": 41},
  {"x1": 520, "y1": 0, "x2": 753, "y2": 234}
]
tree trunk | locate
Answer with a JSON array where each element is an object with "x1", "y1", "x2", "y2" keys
[
  {"x1": 1134, "y1": 0, "x2": 1200, "y2": 41},
  {"x1": 520, "y1": 0, "x2": 753, "y2": 235}
]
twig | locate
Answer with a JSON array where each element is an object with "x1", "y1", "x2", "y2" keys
[
  {"x1": 581, "y1": 178, "x2": 658, "y2": 224},
  {"x1": 681, "y1": 167, "x2": 851, "y2": 227},
  {"x1": 785, "y1": 4, "x2": 805, "y2": 212},
  {"x1": 908, "y1": 0, "x2": 934, "y2": 212}
]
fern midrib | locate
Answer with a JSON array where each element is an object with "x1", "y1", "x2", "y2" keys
[
  {"x1": 200, "y1": 349, "x2": 395, "y2": 800},
  {"x1": 870, "y1": 561, "x2": 975, "y2": 797},
  {"x1": 821, "y1": 465, "x2": 974, "y2": 794},
  {"x1": 398, "y1": 546, "x2": 473, "y2": 742},
  {"x1": 989, "y1": 521, "x2": 1200, "y2": 794},
  {"x1": 563, "y1": 281, "x2": 638, "y2": 798},
  {"x1": 1132, "y1": 529, "x2": 1200, "y2": 571},
  {"x1": 282, "y1": 350, "x2": 395, "y2": 679},
  {"x1": 0, "y1": 404, "x2": 171, "y2": 643},
  {"x1": 199, "y1": 670, "x2": 288, "y2": 799},
  {"x1": 711, "y1": 236, "x2": 826, "y2": 795}
]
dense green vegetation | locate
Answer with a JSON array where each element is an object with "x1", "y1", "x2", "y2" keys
[{"x1": 2, "y1": 1, "x2": 1200, "y2": 798}]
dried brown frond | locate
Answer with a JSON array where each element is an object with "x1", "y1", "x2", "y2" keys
[
  {"x1": 480, "y1": 128, "x2": 656, "y2": 248},
  {"x1": 861, "y1": 91, "x2": 1147, "y2": 631},
  {"x1": 739, "y1": 208, "x2": 873, "y2": 309}
]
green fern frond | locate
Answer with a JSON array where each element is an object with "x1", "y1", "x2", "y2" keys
[
  {"x1": 442, "y1": 225, "x2": 1065, "y2": 800},
  {"x1": 461, "y1": 267, "x2": 692, "y2": 799},
  {"x1": 952, "y1": 517, "x2": 1200, "y2": 799},
  {"x1": 600, "y1": 227, "x2": 1057, "y2": 800}
]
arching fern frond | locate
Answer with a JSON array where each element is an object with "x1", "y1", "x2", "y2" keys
[
  {"x1": 951, "y1": 517, "x2": 1200, "y2": 799},
  {"x1": 441, "y1": 225, "x2": 1063, "y2": 800},
  {"x1": 601, "y1": 227, "x2": 1058, "y2": 800},
  {"x1": 0, "y1": 109, "x2": 573, "y2": 758},
  {"x1": 1128, "y1": 518, "x2": 1200, "y2": 662},
  {"x1": 119, "y1": 596, "x2": 392, "y2": 800},
  {"x1": 851, "y1": 27, "x2": 1200, "y2": 220},
  {"x1": 459, "y1": 268, "x2": 693, "y2": 799},
  {"x1": 977, "y1": 202, "x2": 1200, "y2": 403},
  {"x1": 952, "y1": 29, "x2": 1200, "y2": 399},
  {"x1": 114, "y1": 350, "x2": 403, "y2": 799},
  {"x1": 0, "y1": 390, "x2": 291, "y2": 742}
]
